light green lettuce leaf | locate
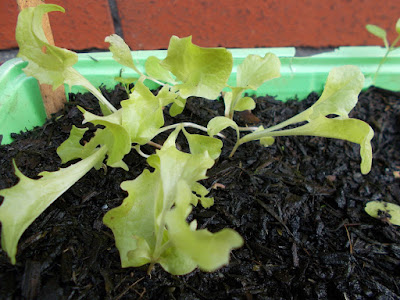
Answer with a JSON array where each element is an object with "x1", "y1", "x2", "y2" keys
[
  {"x1": 207, "y1": 116, "x2": 240, "y2": 143},
  {"x1": 366, "y1": 24, "x2": 387, "y2": 40},
  {"x1": 121, "y1": 81, "x2": 165, "y2": 145},
  {"x1": 182, "y1": 127, "x2": 223, "y2": 160},
  {"x1": 307, "y1": 65, "x2": 364, "y2": 119},
  {"x1": 103, "y1": 169, "x2": 159, "y2": 268},
  {"x1": 161, "y1": 36, "x2": 233, "y2": 99},
  {"x1": 145, "y1": 56, "x2": 176, "y2": 84},
  {"x1": 16, "y1": 4, "x2": 116, "y2": 112},
  {"x1": 236, "y1": 53, "x2": 281, "y2": 90},
  {"x1": 365, "y1": 201, "x2": 400, "y2": 226},
  {"x1": 57, "y1": 107, "x2": 130, "y2": 171},
  {"x1": 80, "y1": 106, "x2": 123, "y2": 125},
  {"x1": 237, "y1": 66, "x2": 373, "y2": 174},
  {"x1": 396, "y1": 18, "x2": 400, "y2": 34},
  {"x1": 104, "y1": 128, "x2": 242, "y2": 275},
  {"x1": 105, "y1": 34, "x2": 141, "y2": 75},
  {"x1": 234, "y1": 97, "x2": 256, "y2": 112},
  {"x1": 242, "y1": 116, "x2": 374, "y2": 174},
  {"x1": 0, "y1": 146, "x2": 108, "y2": 264},
  {"x1": 165, "y1": 181, "x2": 243, "y2": 272},
  {"x1": 169, "y1": 97, "x2": 187, "y2": 117},
  {"x1": 16, "y1": 4, "x2": 76, "y2": 88}
]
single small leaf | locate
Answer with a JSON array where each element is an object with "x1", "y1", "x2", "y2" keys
[
  {"x1": 161, "y1": 36, "x2": 233, "y2": 99},
  {"x1": 0, "y1": 147, "x2": 108, "y2": 264},
  {"x1": 156, "y1": 85, "x2": 180, "y2": 107},
  {"x1": 15, "y1": 4, "x2": 116, "y2": 112},
  {"x1": 79, "y1": 106, "x2": 123, "y2": 126},
  {"x1": 103, "y1": 169, "x2": 158, "y2": 268},
  {"x1": 260, "y1": 136, "x2": 275, "y2": 147},
  {"x1": 253, "y1": 65, "x2": 365, "y2": 134},
  {"x1": 365, "y1": 201, "x2": 400, "y2": 226},
  {"x1": 77, "y1": 108, "x2": 131, "y2": 167},
  {"x1": 236, "y1": 53, "x2": 281, "y2": 90},
  {"x1": 234, "y1": 97, "x2": 256, "y2": 112},
  {"x1": 182, "y1": 128, "x2": 223, "y2": 160},
  {"x1": 207, "y1": 116, "x2": 239, "y2": 137},
  {"x1": 16, "y1": 4, "x2": 77, "y2": 88},
  {"x1": 105, "y1": 34, "x2": 141, "y2": 74},
  {"x1": 396, "y1": 18, "x2": 400, "y2": 34},
  {"x1": 121, "y1": 81, "x2": 165, "y2": 144},
  {"x1": 169, "y1": 101, "x2": 186, "y2": 117},
  {"x1": 56, "y1": 125, "x2": 90, "y2": 163},
  {"x1": 145, "y1": 56, "x2": 175, "y2": 83},
  {"x1": 165, "y1": 182, "x2": 243, "y2": 272},
  {"x1": 244, "y1": 116, "x2": 373, "y2": 174},
  {"x1": 366, "y1": 24, "x2": 387, "y2": 40},
  {"x1": 255, "y1": 126, "x2": 275, "y2": 147},
  {"x1": 191, "y1": 182, "x2": 214, "y2": 208},
  {"x1": 308, "y1": 65, "x2": 364, "y2": 119}
]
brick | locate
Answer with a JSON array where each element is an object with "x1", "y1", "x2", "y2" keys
[
  {"x1": 48, "y1": 0, "x2": 115, "y2": 50},
  {"x1": 116, "y1": 0, "x2": 400, "y2": 50},
  {"x1": 0, "y1": 0, "x2": 115, "y2": 51},
  {"x1": 0, "y1": 1, "x2": 19, "y2": 49}
]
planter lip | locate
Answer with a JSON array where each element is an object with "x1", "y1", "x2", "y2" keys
[{"x1": 1, "y1": 46, "x2": 400, "y2": 145}]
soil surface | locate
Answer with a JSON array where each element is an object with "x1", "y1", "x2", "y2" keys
[{"x1": 0, "y1": 85, "x2": 400, "y2": 300}]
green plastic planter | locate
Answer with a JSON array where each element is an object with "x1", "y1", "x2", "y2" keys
[{"x1": 1, "y1": 46, "x2": 399, "y2": 145}]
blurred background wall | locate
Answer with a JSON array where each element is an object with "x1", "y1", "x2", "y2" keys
[{"x1": 1, "y1": 0, "x2": 399, "y2": 51}]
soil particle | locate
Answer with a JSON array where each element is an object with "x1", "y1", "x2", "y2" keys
[{"x1": 0, "y1": 85, "x2": 399, "y2": 299}]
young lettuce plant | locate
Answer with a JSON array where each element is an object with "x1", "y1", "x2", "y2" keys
[
  {"x1": 0, "y1": 3, "x2": 242, "y2": 274},
  {"x1": 0, "y1": 3, "x2": 374, "y2": 275},
  {"x1": 208, "y1": 65, "x2": 374, "y2": 174},
  {"x1": 366, "y1": 17, "x2": 400, "y2": 84}
]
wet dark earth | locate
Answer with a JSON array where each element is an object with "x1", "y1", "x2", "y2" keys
[{"x1": 0, "y1": 85, "x2": 399, "y2": 299}]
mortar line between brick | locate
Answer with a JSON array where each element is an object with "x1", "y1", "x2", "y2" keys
[{"x1": 108, "y1": 0, "x2": 124, "y2": 38}]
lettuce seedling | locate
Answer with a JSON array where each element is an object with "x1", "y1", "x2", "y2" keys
[
  {"x1": 366, "y1": 17, "x2": 400, "y2": 83},
  {"x1": 223, "y1": 53, "x2": 281, "y2": 118},
  {"x1": 365, "y1": 201, "x2": 400, "y2": 226},
  {"x1": 0, "y1": 4, "x2": 374, "y2": 275},
  {"x1": 103, "y1": 126, "x2": 242, "y2": 275},
  {"x1": 208, "y1": 65, "x2": 374, "y2": 174},
  {"x1": 15, "y1": 4, "x2": 117, "y2": 113}
]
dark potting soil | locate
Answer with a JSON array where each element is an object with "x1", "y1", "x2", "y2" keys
[{"x1": 0, "y1": 85, "x2": 400, "y2": 300}]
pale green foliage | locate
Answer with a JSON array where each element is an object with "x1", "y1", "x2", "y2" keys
[
  {"x1": 161, "y1": 36, "x2": 233, "y2": 99},
  {"x1": 16, "y1": 4, "x2": 75, "y2": 87},
  {"x1": 236, "y1": 53, "x2": 281, "y2": 90},
  {"x1": 224, "y1": 53, "x2": 281, "y2": 118},
  {"x1": 0, "y1": 3, "x2": 375, "y2": 275},
  {"x1": 0, "y1": 147, "x2": 107, "y2": 264},
  {"x1": 366, "y1": 18, "x2": 400, "y2": 83},
  {"x1": 365, "y1": 201, "x2": 400, "y2": 226},
  {"x1": 229, "y1": 66, "x2": 374, "y2": 174},
  {"x1": 145, "y1": 56, "x2": 176, "y2": 84},
  {"x1": 366, "y1": 24, "x2": 388, "y2": 46},
  {"x1": 16, "y1": 4, "x2": 116, "y2": 112},
  {"x1": 207, "y1": 116, "x2": 240, "y2": 144},
  {"x1": 120, "y1": 82, "x2": 167, "y2": 144},
  {"x1": 105, "y1": 34, "x2": 141, "y2": 75},
  {"x1": 397, "y1": 18, "x2": 400, "y2": 34},
  {"x1": 103, "y1": 128, "x2": 241, "y2": 275}
]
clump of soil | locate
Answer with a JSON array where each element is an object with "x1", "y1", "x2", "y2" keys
[{"x1": 0, "y1": 85, "x2": 399, "y2": 300}]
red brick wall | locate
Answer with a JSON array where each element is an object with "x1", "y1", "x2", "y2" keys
[{"x1": 1, "y1": 0, "x2": 399, "y2": 51}]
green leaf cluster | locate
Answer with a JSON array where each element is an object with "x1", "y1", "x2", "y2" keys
[
  {"x1": 104, "y1": 127, "x2": 242, "y2": 275},
  {"x1": 0, "y1": 4, "x2": 375, "y2": 275},
  {"x1": 366, "y1": 17, "x2": 400, "y2": 83}
]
